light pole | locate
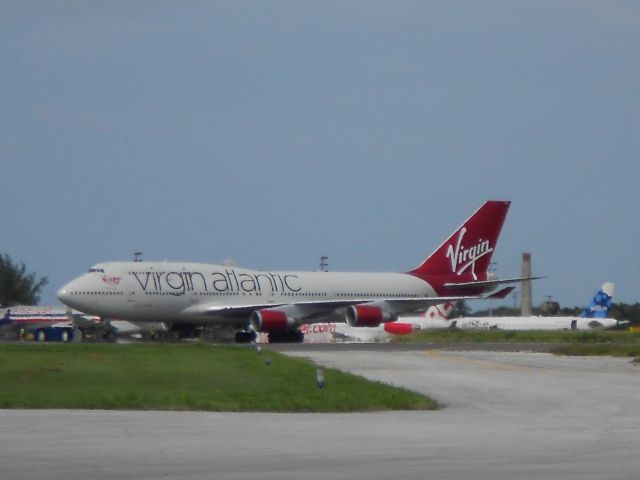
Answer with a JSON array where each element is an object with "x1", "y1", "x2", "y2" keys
[{"x1": 320, "y1": 256, "x2": 328, "y2": 272}]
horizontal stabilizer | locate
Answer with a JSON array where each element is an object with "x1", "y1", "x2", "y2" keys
[{"x1": 443, "y1": 275, "x2": 544, "y2": 290}]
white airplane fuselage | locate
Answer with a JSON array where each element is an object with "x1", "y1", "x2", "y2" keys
[
  {"x1": 453, "y1": 316, "x2": 618, "y2": 331},
  {"x1": 58, "y1": 262, "x2": 437, "y2": 325},
  {"x1": 288, "y1": 304, "x2": 454, "y2": 343},
  {"x1": 0, "y1": 306, "x2": 72, "y2": 330}
]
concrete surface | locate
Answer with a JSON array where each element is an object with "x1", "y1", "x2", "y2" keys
[{"x1": 1, "y1": 348, "x2": 639, "y2": 479}]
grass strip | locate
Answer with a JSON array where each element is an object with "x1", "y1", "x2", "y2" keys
[
  {"x1": 394, "y1": 328, "x2": 640, "y2": 345},
  {"x1": 0, "y1": 343, "x2": 436, "y2": 412},
  {"x1": 554, "y1": 343, "x2": 640, "y2": 361}
]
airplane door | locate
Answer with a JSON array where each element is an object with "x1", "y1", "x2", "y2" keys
[
  {"x1": 265, "y1": 284, "x2": 276, "y2": 305},
  {"x1": 261, "y1": 275, "x2": 276, "y2": 305},
  {"x1": 571, "y1": 320, "x2": 577, "y2": 330},
  {"x1": 190, "y1": 290, "x2": 199, "y2": 312},
  {"x1": 186, "y1": 268, "x2": 199, "y2": 312}
]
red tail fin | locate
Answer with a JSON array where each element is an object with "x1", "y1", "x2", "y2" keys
[{"x1": 410, "y1": 201, "x2": 510, "y2": 281}]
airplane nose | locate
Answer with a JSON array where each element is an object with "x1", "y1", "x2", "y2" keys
[
  {"x1": 57, "y1": 279, "x2": 79, "y2": 306},
  {"x1": 57, "y1": 285, "x2": 71, "y2": 304}
]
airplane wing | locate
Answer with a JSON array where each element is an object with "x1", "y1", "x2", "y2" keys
[
  {"x1": 185, "y1": 300, "x2": 364, "y2": 321},
  {"x1": 443, "y1": 275, "x2": 544, "y2": 290},
  {"x1": 187, "y1": 293, "x2": 491, "y2": 324},
  {"x1": 66, "y1": 310, "x2": 102, "y2": 328}
]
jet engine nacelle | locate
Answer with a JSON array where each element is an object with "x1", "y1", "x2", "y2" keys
[
  {"x1": 251, "y1": 309, "x2": 297, "y2": 332},
  {"x1": 383, "y1": 322, "x2": 414, "y2": 335},
  {"x1": 346, "y1": 305, "x2": 396, "y2": 327}
]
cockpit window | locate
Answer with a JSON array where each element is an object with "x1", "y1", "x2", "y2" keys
[{"x1": 88, "y1": 268, "x2": 105, "y2": 273}]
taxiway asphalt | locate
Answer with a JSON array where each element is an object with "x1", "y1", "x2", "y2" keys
[{"x1": 1, "y1": 345, "x2": 639, "y2": 479}]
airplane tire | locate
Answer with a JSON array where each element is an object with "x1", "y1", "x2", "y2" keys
[
  {"x1": 288, "y1": 331, "x2": 304, "y2": 343},
  {"x1": 267, "y1": 332, "x2": 287, "y2": 343},
  {"x1": 235, "y1": 331, "x2": 257, "y2": 343},
  {"x1": 102, "y1": 329, "x2": 117, "y2": 343},
  {"x1": 268, "y1": 331, "x2": 304, "y2": 343}
]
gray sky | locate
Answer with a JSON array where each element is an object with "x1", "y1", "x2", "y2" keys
[{"x1": 2, "y1": 1, "x2": 639, "y2": 309}]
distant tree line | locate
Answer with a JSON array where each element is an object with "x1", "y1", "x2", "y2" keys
[
  {"x1": 609, "y1": 303, "x2": 640, "y2": 325},
  {"x1": 0, "y1": 254, "x2": 48, "y2": 306}
]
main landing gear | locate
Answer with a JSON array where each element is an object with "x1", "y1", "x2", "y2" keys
[{"x1": 266, "y1": 330, "x2": 304, "y2": 343}]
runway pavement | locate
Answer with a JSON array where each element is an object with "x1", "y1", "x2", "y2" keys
[{"x1": 1, "y1": 346, "x2": 639, "y2": 479}]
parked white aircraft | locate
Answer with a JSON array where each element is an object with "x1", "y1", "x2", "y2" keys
[
  {"x1": 257, "y1": 303, "x2": 455, "y2": 343},
  {"x1": 0, "y1": 305, "x2": 99, "y2": 341},
  {"x1": 448, "y1": 283, "x2": 623, "y2": 331},
  {"x1": 0, "y1": 305, "x2": 167, "y2": 342},
  {"x1": 58, "y1": 200, "x2": 529, "y2": 342},
  {"x1": 293, "y1": 285, "x2": 516, "y2": 343}
]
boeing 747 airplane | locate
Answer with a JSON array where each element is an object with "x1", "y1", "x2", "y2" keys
[{"x1": 58, "y1": 200, "x2": 531, "y2": 342}]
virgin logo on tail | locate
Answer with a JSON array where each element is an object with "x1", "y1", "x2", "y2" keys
[
  {"x1": 408, "y1": 200, "x2": 508, "y2": 283},
  {"x1": 446, "y1": 227, "x2": 493, "y2": 280}
]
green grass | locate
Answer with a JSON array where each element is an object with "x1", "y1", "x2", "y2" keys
[
  {"x1": 0, "y1": 343, "x2": 437, "y2": 412},
  {"x1": 554, "y1": 343, "x2": 640, "y2": 360},
  {"x1": 394, "y1": 328, "x2": 640, "y2": 345},
  {"x1": 395, "y1": 328, "x2": 640, "y2": 361}
]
